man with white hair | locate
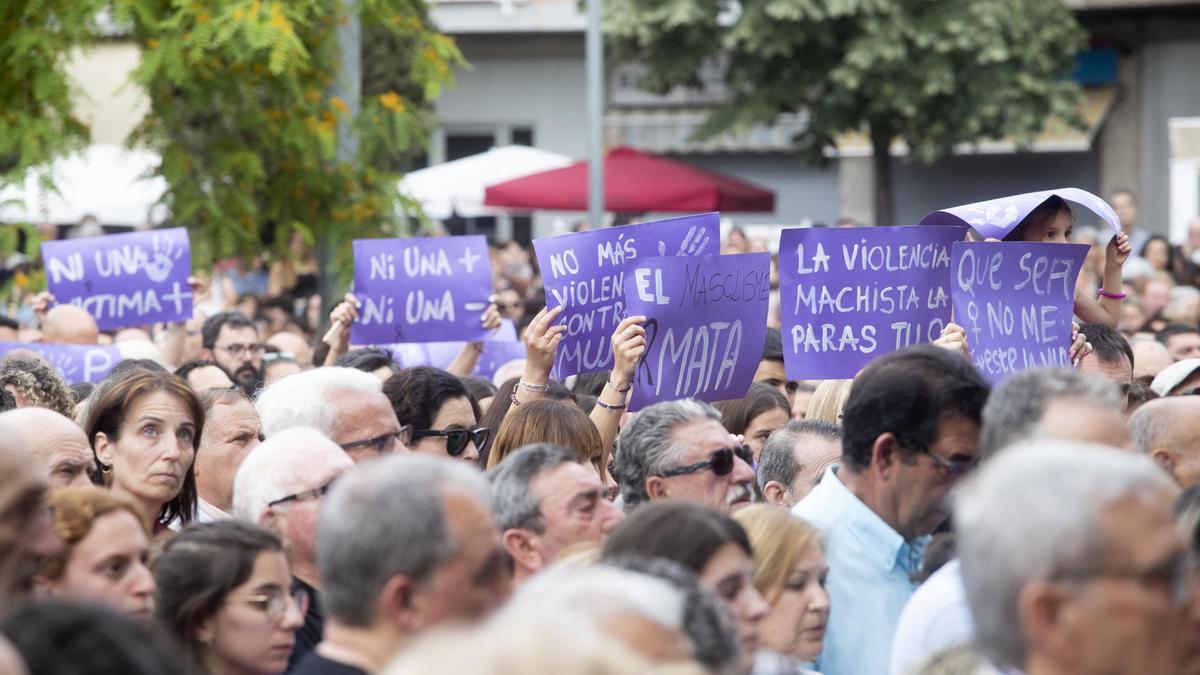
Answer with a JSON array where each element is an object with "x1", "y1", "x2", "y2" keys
[
  {"x1": 232, "y1": 426, "x2": 355, "y2": 669},
  {"x1": 1131, "y1": 397, "x2": 1200, "y2": 488},
  {"x1": 254, "y1": 366, "x2": 410, "y2": 461},
  {"x1": 292, "y1": 454, "x2": 507, "y2": 675},
  {"x1": 0, "y1": 408, "x2": 94, "y2": 488},
  {"x1": 958, "y1": 442, "x2": 1190, "y2": 675},
  {"x1": 613, "y1": 399, "x2": 755, "y2": 513},
  {"x1": 489, "y1": 443, "x2": 624, "y2": 585}
]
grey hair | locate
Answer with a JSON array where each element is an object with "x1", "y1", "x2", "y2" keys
[
  {"x1": 614, "y1": 399, "x2": 722, "y2": 511},
  {"x1": 488, "y1": 443, "x2": 578, "y2": 533},
  {"x1": 317, "y1": 454, "x2": 490, "y2": 626},
  {"x1": 979, "y1": 368, "x2": 1122, "y2": 458},
  {"x1": 500, "y1": 565, "x2": 684, "y2": 632},
  {"x1": 757, "y1": 420, "x2": 841, "y2": 493},
  {"x1": 1129, "y1": 398, "x2": 1183, "y2": 456},
  {"x1": 956, "y1": 441, "x2": 1176, "y2": 670},
  {"x1": 602, "y1": 554, "x2": 739, "y2": 673},
  {"x1": 254, "y1": 366, "x2": 382, "y2": 438},
  {"x1": 231, "y1": 426, "x2": 344, "y2": 523}
]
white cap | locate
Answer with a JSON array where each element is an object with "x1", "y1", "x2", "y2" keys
[{"x1": 1149, "y1": 358, "x2": 1200, "y2": 396}]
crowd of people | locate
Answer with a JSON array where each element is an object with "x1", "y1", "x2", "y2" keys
[{"x1": 0, "y1": 188, "x2": 1199, "y2": 675}]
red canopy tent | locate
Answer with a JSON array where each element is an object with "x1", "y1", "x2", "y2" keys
[{"x1": 482, "y1": 146, "x2": 775, "y2": 213}]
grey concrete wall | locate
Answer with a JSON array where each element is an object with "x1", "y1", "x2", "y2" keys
[{"x1": 1141, "y1": 38, "x2": 1200, "y2": 235}]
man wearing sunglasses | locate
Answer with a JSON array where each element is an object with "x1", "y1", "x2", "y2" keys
[
  {"x1": 959, "y1": 442, "x2": 1191, "y2": 675},
  {"x1": 256, "y1": 367, "x2": 411, "y2": 463},
  {"x1": 614, "y1": 399, "x2": 756, "y2": 514},
  {"x1": 792, "y1": 345, "x2": 989, "y2": 675},
  {"x1": 232, "y1": 426, "x2": 356, "y2": 670}
]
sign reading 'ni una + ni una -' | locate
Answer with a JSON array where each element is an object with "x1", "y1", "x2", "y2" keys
[
  {"x1": 624, "y1": 253, "x2": 770, "y2": 411},
  {"x1": 385, "y1": 320, "x2": 524, "y2": 380},
  {"x1": 950, "y1": 241, "x2": 1089, "y2": 383},
  {"x1": 41, "y1": 228, "x2": 193, "y2": 331},
  {"x1": 778, "y1": 226, "x2": 966, "y2": 380},
  {"x1": 351, "y1": 235, "x2": 493, "y2": 344},
  {"x1": 534, "y1": 213, "x2": 719, "y2": 379},
  {"x1": 0, "y1": 342, "x2": 121, "y2": 384}
]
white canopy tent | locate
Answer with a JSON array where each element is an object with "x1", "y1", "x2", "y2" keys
[
  {"x1": 399, "y1": 145, "x2": 573, "y2": 220},
  {"x1": 0, "y1": 144, "x2": 167, "y2": 226}
]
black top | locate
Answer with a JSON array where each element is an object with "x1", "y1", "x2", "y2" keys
[
  {"x1": 289, "y1": 652, "x2": 367, "y2": 675},
  {"x1": 288, "y1": 577, "x2": 324, "y2": 672}
]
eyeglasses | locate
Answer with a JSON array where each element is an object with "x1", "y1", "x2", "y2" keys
[
  {"x1": 924, "y1": 449, "x2": 978, "y2": 479},
  {"x1": 410, "y1": 427, "x2": 490, "y2": 457},
  {"x1": 657, "y1": 445, "x2": 754, "y2": 478},
  {"x1": 339, "y1": 428, "x2": 413, "y2": 455},
  {"x1": 1055, "y1": 553, "x2": 1193, "y2": 607},
  {"x1": 215, "y1": 343, "x2": 265, "y2": 358},
  {"x1": 267, "y1": 480, "x2": 334, "y2": 508},
  {"x1": 228, "y1": 588, "x2": 310, "y2": 623}
]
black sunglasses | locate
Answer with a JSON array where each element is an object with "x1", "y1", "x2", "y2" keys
[
  {"x1": 410, "y1": 427, "x2": 490, "y2": 457},
  {"x1": 657, "y1": 445, "x2": 754, "y2": 478}
]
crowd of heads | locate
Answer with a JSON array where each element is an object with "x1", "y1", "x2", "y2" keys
[{"x1": 0, "y1": 191, "x2": 1199, "y2": 675}]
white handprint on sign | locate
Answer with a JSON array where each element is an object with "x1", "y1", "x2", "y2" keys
[
  {"x1": 144, "y1": 234, "x2": 183, "y2": 283},
  {"x1": 48, "y1": 351, "x2": 79, "y2": 382},
  {"x1": 657, "y1": 225, "x2": 712, "y2": 257}
]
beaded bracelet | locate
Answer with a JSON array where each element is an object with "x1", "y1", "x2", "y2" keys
[
  {"x1": 605, "y1": 379, "x2": 632, "y2": 393},
  {"x1": 1098, "y1": 288, "x2": 1127, "y2": 300},
  {"x1": 520, "y1": 379, "x2": 550, "y2": 392},
  {"x1": 594, "y1": 398, "x2": 627, "y2": 411}
]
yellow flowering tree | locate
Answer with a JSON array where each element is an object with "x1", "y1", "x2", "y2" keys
[{"x1": 116, "y1": 0, "x2": 463, "y2": 273}]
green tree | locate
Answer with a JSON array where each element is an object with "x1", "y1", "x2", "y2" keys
[
  {"x1": 113, "y1": 0, "x2": 462, "y2": 276},
  {"x1": 605, "y1": 0, "x2": 1087, "y2": 225}
]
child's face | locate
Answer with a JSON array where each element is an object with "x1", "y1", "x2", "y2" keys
[{"x1": 1022, "y1": 210, "x2": 1073, "y2": 244}]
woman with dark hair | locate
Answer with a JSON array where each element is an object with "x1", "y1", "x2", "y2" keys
[
  {"x1": 35, "y1": 487, "x2": 156, "y2": 620},
  {"x1": 714, "y1": 383, "x2": 790, "y2": 463},
  {"x1": 602, "y1": 501, "x2": 769, "y2": 675},
  {"x1": 487, "y1": 399, "x2": 609, "y2": 483},
  {"x1": 383, "y1": 366, "x2": 488, "y2": 463},
  {"x1": 333, "y1": 347, "x2": 398, "y2": 382},
  {"x1": 83, "y1": 369, "x2": 204, "y2": 530},
  {"x1": 461, "y1": 377, "x2": 498, "y2": 414},
  {"x1": 155, "y1": 521, "x2": 305, "y2": 675}
]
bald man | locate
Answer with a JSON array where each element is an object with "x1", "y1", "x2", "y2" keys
[
  {"x1": 0, "y1": 409, "x2": 95, "y2": 488},
  {"x1": 0, "y1": 434, "x2": 63, "y2": 604},
  {"x1": 1132, "y1": 339, "x2": 1174, "y2": 380},
  {"x1": 266, "y1": 331, "x2": 311, "y2": 368},
  {"x1": 40, "y1": 305, "x2": 99, "y2": 345},
  {"x1": 1130, "y1": 397, "x2": 1200, "y2": 488}
]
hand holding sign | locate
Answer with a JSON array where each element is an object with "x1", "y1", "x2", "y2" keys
[
  {"x1": 522, "y1": 305, "x2": 567, "y2": 381},
  {"x1": 610, "y1": 315, "x2": 648, "y2": 390}
]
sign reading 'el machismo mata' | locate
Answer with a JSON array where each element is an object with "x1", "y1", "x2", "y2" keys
[
  {"x1": 624, "y1": 253, "x2": 770, "y2": 411},
  {"x1": 42, "y1": 228, "x2": 193, "y2": 331},
  {"x1": 534, "y1": 213, "x2": 719, "y2": 379},
  {"x1": 778, "y1": 226, "x2": 966, "y2": 380},
  {"x1": 351, "y1": 235, "x2": 493, "y2": 345}
]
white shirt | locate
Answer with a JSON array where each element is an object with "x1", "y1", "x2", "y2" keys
[
  {"x1": 888, "y1": 559, "x2": 974, "y2": 675},
  {"x1": 196, "y1": 497, "x2": 230, "y2": 523}
]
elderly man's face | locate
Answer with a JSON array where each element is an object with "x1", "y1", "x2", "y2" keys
[
  {"x1": 1054, "y1": 489, "x2": 1190, "y2": 675},
  {"x1": 651, "y1": 419, "x2": 755, "y2": 512},
  {"x1": 1039, "y1": 397, "x2": 1133, "y2": 450},
  {"x1": 529, "y1": 461, "x2": 625, "y2": 564},
  {"x1": 271, "y1": 452, "x2": 354, "y2": 581},
  {"x1": 196, "y1": 399, "x2": 263, "y2": 512},
  {"x1": 0, "y1": 443, "x2": 63, "y2": 601},
  {"x1": 789, "y1": 433, "x2": 842, "y2": 505},
  {"x1": 326, "y1": 389, "x2": 408, "y2": 462},
  {"x1": 415, "y1": 489, "x2": 508, "y2": 625},
  {"x1": 890, "y1": 415, "x2": 980, "y2": 541}
]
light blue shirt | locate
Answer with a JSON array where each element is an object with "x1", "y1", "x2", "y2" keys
[{"x1": 792, "y1": 465, "x2": 928, "y2": 675}]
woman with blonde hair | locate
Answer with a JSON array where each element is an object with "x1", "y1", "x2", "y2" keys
[
  {"x1": 805, "y1": 379, "x2": 853, "y2": 424},
  {"x1": 733, "y1": 504, "x2": 829, "y2": 674},
  {"x1": 34, "y1": 487, "x2": 156, "y2": 620}
]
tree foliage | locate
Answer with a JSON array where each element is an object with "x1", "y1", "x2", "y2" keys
[
  {"x1": 115, "y1": 0, "x2": 463, "y2": 275},
  {"x1": 604, "y1": 0, "x2": 1088, "y2": 224},
  {"x1": 0, "y1": 1, "x2": 105, "y2": 183}
]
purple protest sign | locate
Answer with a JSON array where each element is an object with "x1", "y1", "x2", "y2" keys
[
  {"x1": 918, "y1": 187, "x2": 1120, "y2": 240},
  {"x1": 624, "y1": 253, "x2": 770, "y2": 411},
  {"x1": 41, "y1": 228, "x2": 193, "y2": 331},
  {"x1": 0, "y1": 342, "x2": 121, "y2": 384},
  {"x1": 384, "y1": 319, "x2": 524, "y2": 380},
  {"x1": 534, "y1": 213, "x2": 719, "y2": 378},
  {"x1": 951, "y1": 241, "x2": 1089, "y2": 383},
  {"x1": 778, "y1": 226, "x2": 966, "y2": 380},
  {"x1": 351, "y1": 235, "x2": 493, "y2": 344}
]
